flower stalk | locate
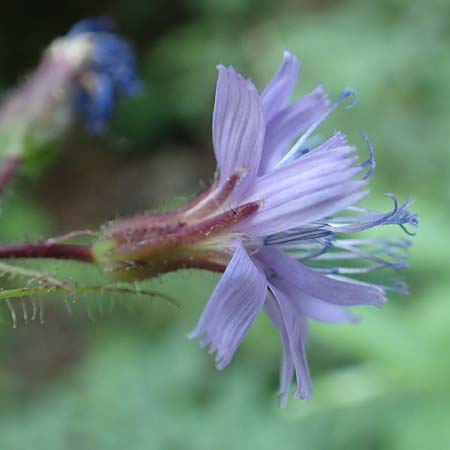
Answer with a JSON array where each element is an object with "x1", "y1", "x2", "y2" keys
[{"x1": 0, "y1": 242, "x2": 93, "y2": 263}]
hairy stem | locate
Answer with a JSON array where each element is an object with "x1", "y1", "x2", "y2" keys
[{"x1": 0, "y1": 242, "x2": 93, "y2": 263}]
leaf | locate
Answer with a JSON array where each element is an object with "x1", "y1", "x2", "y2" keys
[
  {"x1": 0, "y1": 284, "x2": 178, "y2": 306},
  {"x1": 0, "y1": 260, "x2": 178, "y2": 327}
]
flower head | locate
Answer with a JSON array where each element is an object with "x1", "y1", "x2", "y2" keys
[{"x1": 93, "y1": 51, "x2": 417, "y2": 404}]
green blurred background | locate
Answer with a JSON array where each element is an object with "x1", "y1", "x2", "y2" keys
[{"x1": 0, "y1": 0, "x2": 449, "y2": 448}]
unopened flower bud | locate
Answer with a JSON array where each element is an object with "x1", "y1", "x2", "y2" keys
[{"x1": 0, "y1": 17, "x2": 140, "y2": 171}]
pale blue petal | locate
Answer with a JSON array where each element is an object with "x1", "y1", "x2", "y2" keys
[
  {"x1": 212, "y1": 66, "x2": 265, "y2": 196},
  {"x1": 257, "y1": 247, "x2": 386, "y2": 307},
  {"x1": 188, "y1": 241, "x2": 267, "y2": 370},
  {"x1": 261, "y1": 51, "x2": 300, "y2": 122},
  {"x1": 314, "y1": 130, "x2": 348, "y2": 151},
  {"x1": 301, "y1": 298, "x2": 359, "y2": 323},
  {"x1": 264, "y1": 293, "x2": 295, "y2": 406},
  {"x1": 236, "y1": 145, "x2": 367, "y2": 235},
  {"x1": 269, "y1": 285, "x2": 312, "y2": 400},
  {"x1": 259, "y1": 85, "x2": 331, "y2": 173},
  {"x1": 272, "y1": 278, "x2": 359, "y2": 323}
]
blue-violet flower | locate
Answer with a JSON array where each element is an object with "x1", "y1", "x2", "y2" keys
[
  {"x1": 67, "y1": 17, "x2": 141, "y2": 134},
  {"x1": 93, "y1": 52, "x2": 417, "y2": 404}
]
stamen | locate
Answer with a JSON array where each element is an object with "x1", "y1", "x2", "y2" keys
[
  {"x1": 276, "y1": 87, "x2": 359, "y2": 167},
  {"x1": 314, "y1": 241, "x2": 409, "y2": 262},
  {"x1": 333, "y1": 240, "x2": 408, "y2": 271},
  {"x1": 325, "y1": 194, "x2": 418, "y2": 235},
  {"x1": 333, "y1": 238, "x2": 411, "y2": 249},
  {"x1": 264, "y1": 225, "x2": 334, "y2": 245},
  {"x1": 335, "y1": 87, "x2": 358, "y2": 110},
  {"x1": 381, "y1": 281, "x2": 409, "y2": 295},
  {"x1": 265, "y1": 226, "x2": 339, "y2": 263},
  {"x1": 382, "y1": 195, "x2": 419, "y2": 233},
  {"x1": 317, "y1": 265, "x2": 400, "y2": 275},
  {"x1": 360, "y1": 131, "x2": 376, "y2": 180}
]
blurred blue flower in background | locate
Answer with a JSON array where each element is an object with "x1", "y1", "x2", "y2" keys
[
  {"x1": 0, "y1": 16, "x2": 142, "y2": 180},
  {"x1": 67, "y1": 17, "x2": 141, "y2": 134}
]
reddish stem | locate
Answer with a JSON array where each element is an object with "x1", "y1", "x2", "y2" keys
[
  {"x1": 0, "y1": 242, "x2": 93, "y2": 263},
  {"x1": 0, "y1": 155, "x2": 21, "y2": 196}
]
